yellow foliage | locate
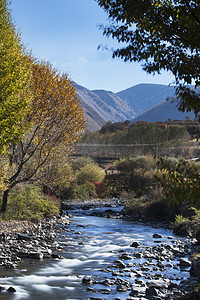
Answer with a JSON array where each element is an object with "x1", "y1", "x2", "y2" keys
[
  {"x1": 0, "y1": 156, "x2": 9, "y2": 191},
  {"x1": 0, "y1": 0, "x2": 32, "y2": 152},
  {"x1": 25, "y1": 58, "x2": 86, "y2": 153},
  {"x1": 2, "y1": 58, "x2": 86, "y2": 196}
]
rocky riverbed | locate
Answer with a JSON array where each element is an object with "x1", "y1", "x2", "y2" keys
[
  {"x1": 80, "y1": 236, "x2": 197, "y2": 299},
  {"x1": 0, "y1": 214, "x2": 70, "y2": 293},
  {"x1": 0, "y1": 200, "x2": 199, "y2": 299},
  {"x1": 64, "y1": 200, "x2": 200, "y2": 299}
]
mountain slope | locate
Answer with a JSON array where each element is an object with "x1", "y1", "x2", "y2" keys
[
  {"x1": 75, "y1": 83, "x2": 136, "y2": 131},
  {"x1": 131, "y1": 99, "x2": 195, "y2": 123},
  {"x1": 117, "y1": 83, "x2": 176, "y2": 115},
  {"x1": 74, "y1": 82, "x2": 195, "y2": 131}
]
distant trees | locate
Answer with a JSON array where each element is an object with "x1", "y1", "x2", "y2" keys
[
  {"x1": 1, "y1": 59, "x2": 85, "y2": 213},
  {"x1": 0, "y1": 0, "x2": 32, "y2": 152},
  {"x1": 78, "y1": 121, "x2": 190, "y2": 157},
  {"x1": 96, "y1": 0, "x2": 200, "y2": 118}
]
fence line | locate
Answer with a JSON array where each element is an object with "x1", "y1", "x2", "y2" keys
[{"x1": 72, "y1": 140, "x2": 200, "y2": 158}]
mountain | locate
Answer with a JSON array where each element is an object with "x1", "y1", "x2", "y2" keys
[
  {"x1": 117, "y1": 83, "x2": 176, "y2": 115},
  {"x1": 131, "y1": 99, "x2": 195, "y2": 123},
  {"x1": 75, "y1": 82, "x2": 195, "y2": 131},
  {"x1": 75, "y1": 83, "x2": 135, "y2": 131}
]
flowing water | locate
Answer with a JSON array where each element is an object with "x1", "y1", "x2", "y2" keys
[{"x1": 0, "y1": 205, "x2": 193, "y2": 300}]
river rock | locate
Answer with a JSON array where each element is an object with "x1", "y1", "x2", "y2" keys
[
  {"x1": 145, "y1": 287, "x2": 159, "y2": 298},
  {"x1": 4, "y1": 262, "x2": 17, "y2": 269},
  {"x1": 115, "y1": 278, "x2": 130, "y2": 287},
  {"x1": 17, "y1": 233, "x2": 32, "y2": 241},
  {"x1": 100, "y1": 279, "x2": 114, "y2": 286},
  {"x1": 87, "y1": 287, "x2": 98, "y2": 293},
  {"x1": 51, "y1": 253, "x2": 63, "y2": 259},
  {"x1": 131, "y1": 241, "x2": 140, "y2": 248},
  {"x1": 114, "y1": 260, "x2": 126, "y2": 269},
  {"x1": 147, "y1": 279, "x2": 168, "y2": 289},
  {"x1": 135, "y1": 279, "x2": 146, "y2": 286},
  {"x1": 100, "y1": 288, "x2": 111, "y2": 294},
  {"x1": 112, "y1": 271, "x2": 120, "y2": 276},
  {"x1": 129, "y1": 286, "x2": 146, "y2": 296},
  {"x1": 119, "y1": 253, "x2": 133, "y2": 260},
  {"x1": 134, "y1": 253, "x2": 143, "y2": 258},
  {"x1": 134, "y1": 270, "x2": 143, "y2": 277},
  {"x1": 116, "y1": 284, "x2": 129, "y2": 292},
  {"x1": 7, "y1": 286, "x2": 16, "y2": 292},
  {"x1": 178, "y1": 258, "x2": 192, "y2": 267},
  {"x1": 82, "y1": 277, "x2": 95, "y2": 285},
  {"x1": 153, "y1": 234, "x2": 163, "y2": 239}
]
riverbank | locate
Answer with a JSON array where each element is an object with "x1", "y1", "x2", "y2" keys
[
  {"x1": 60, "y1": 203, "x2": 200, "y2": 299},
  {"x1": 0, "y1": 213, "x2": 70, "y2": 293},
  {"x1": 0, "y1": 199, "x2": 200, "y2": 299},
  {"x1": 62, "y1": 198, "x2": 200, "y2": 299}
]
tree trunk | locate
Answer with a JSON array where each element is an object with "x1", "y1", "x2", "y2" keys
[{"x1": 1, "y1": 189, "x2": 9, "y2": 213}]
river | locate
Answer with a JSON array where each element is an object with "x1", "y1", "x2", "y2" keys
[{"x1": 0, "y1": 204, "x2": 195, "y2": 300}]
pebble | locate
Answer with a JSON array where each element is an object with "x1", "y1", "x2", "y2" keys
[
  {"x1": 0, "y1": 214, "x2": 70, "y2": 270},
  {"x1": 0, "y1": 203, "x2": 196, "y2": 299}
]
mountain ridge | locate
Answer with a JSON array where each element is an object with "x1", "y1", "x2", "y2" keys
[{"x1": 74, "y1": 82, "x2": 195, "y2": 131}]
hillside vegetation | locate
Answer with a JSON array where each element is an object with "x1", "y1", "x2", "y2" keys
[
  {"x1": 76, "y1": 83, "x2": 195, "y2": 131},
  {"x1": 78, "y1": 119, "x2": 200, "y2": 158}
]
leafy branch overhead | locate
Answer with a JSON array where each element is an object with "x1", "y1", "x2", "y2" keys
[{"x1": 96, "y1": 0, "x2": 200, "y2": 116}]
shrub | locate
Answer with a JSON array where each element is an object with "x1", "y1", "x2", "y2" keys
[
  {"x1": 124, "y1": 196, "x2": 178, "y2": 222},
  {"x1": 72, "y1": 156, "x2": 95, "y2": 172},
  {"x1": 92, "y1": 182, "x2": 107, "y2": 198},
  {"x1": 76, "y1": 163, "x2": 104, "y2": 184},
  {"x1": 173, "y1": 214, "x2": 191, "y2": 235},
  {"x1": 105, "y1": 156, "x2": 156, "y2": 197},
  {"x1": 157, "y1": 157, "x2": 179, "y2": 170},
  {"x1": 174, "y1": 214, "x2": 190, "y2": 226},
  {"x1": 115, "y1": 155, "x2": 156, "y2": 172},
  {"x1": 1, "y1": 184, "x2": 59, "y2": 221},
  {"x1": 157, "y1": 158, "x2": 200, "y2": 206},
  {"x1": 65, "y1": 182, "x2": 97, "y2": 200}
]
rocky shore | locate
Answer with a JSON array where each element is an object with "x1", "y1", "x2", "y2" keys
[
  {"x1": 62, "y1": 199, "x2": 200, "y2": 299},
  {"x1": 80, "y1": 236, "x2": 198, "y2": 300},
  {"x1": 0, "y1": 199, "x2": 200, "y2": 299},
  {"x1": 0, "y1": 213, "x2": 70, "y2": 293}
]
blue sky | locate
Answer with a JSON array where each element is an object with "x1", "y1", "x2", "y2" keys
[{"x1": 10, "y1": 0, "x2": 174, "y2": 93}]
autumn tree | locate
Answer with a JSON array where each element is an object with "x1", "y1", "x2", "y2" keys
[
  {"x1": 95, "y1": 0, "x2": 200, "y2": 117},
  {"x1": 41, "y1": 149, "x2": 74, "y2": 197},
  {"x1": 1, "y1": 59, "x2": 85, "y2": 213},
  {"x1": 0, "y1": 0, "x2": 31, "y2": 152}
]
